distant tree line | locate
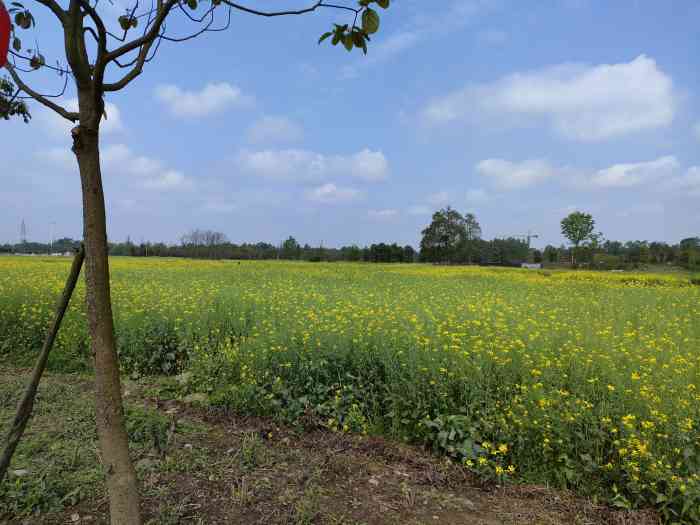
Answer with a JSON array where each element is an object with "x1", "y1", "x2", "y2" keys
[
  {"x1": 0, "y1": 237, "x2": 81, "y2": 254},
  {"x1": 3, "y1": 213, "x2": 698, "y2": 271},
  {"x1": 106, "y1": 231, "x2": 418, "y2": 263},
  {"x1": 539, "y1": 238, "x2": 700, "y2": 271}
]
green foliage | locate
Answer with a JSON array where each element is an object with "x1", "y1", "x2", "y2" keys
[
  {"x1": 0, "y1": 76, "x2": 31, "y2": 123},
  {"x1": 4, "y1": 258, "x2": 700, "y2": 521},
  {"x1": 118, "y1": 321, "x2": 189, "y2": 377},
  {"x1": 319, "y1": 0, "x2": 391, "y2": 54},
  {"x1": 125, "y1": 405, "x2": 171, "y2": 448},
  {"x1": 561, "y1": 211, "x2": 596, "y2": 248},
  {"x1": 593, "y1": 253, "x2": 623, "y2": 270},
  {"x1": 419, "y1": 207, "x2": 468, "y2": 263}
]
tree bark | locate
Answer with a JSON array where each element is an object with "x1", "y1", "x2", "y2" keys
[{"x1": 73, "y1": 93, "x2": 142, "y2": 525}]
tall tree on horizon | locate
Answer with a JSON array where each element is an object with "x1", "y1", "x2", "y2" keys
[
  {"x1": 561, "y1": 211, "x2": 595, "y2": 266},
  {"x1": 420, "y1": 207, "x2": 467, "y2": 264}
]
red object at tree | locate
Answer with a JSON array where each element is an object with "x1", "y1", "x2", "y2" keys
[{"x1": 0, "y1": 0, "x2": 10, "y2": 68}]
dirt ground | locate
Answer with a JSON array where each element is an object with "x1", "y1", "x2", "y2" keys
[{"x1": 0, "y1": 368, "x2": 659, "y2": 525}]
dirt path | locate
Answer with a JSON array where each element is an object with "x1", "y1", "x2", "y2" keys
[{"x1": 0, "y1": 369, "x2": 658, "y2": 525}]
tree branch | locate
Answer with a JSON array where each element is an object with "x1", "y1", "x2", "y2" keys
[
  {"x1": 102, "y1": 0, "x2": 362, "y2": 91},
  {"x1": 221, "y1": 0, "x2": 325, "y2": 17},
  {"x1": 4, "y1": 63, "x2": 79, "y2": 121},
  {"x1": 103, "y1": 0, "x2": 177, "y2": 62},
  {"x1": 35, "y1": 0, "x2": 68, "y2": 22}
]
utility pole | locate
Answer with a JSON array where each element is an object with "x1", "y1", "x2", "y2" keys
[
  {"x1": 513, "y1": 230, "x2": 540, "y2": 263},
  {"x1": 49, "y1": 221, "x2": 55, "y2": 254}
]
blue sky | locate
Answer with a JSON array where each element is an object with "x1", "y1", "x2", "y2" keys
[{"x1": 2, "y1": 0, "x2": 699, "y2": 248}]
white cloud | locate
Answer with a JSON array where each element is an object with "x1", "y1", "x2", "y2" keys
[
  {"x1": 236, "y1": 148, "x2": 389, "y2": 182},
  {"x1": 155, "y1": 82, "x2": 253, "y2": 118},
  {"x1": 368, "y1": 209, "x2": 399, "y2": 219},
  {"x1": 101, "y1": 144, "x2": 193, "y2": 191},
  {"x1": 236, "y1": 149, "x2": 325, "y2": 182},
  {"x1": 590, "y1": 156, "x2": 679, "y2": 188},
  {"x1": 348, "y1": 149, "x2": 390, "y2": 181},
  {"x1": 37, "y1": 142, "x2": 192, "y2": 192},
  {"x1": 407, "y1": 205, "x2": 431, "y2": 216},
  {"x1": 466, "y1": 188, "x2": 489, "y2": 202},
  {"x1": 142, "y1": 171, "x2": 193, "y2": 190},
  {"x1": 422, "y1": 55, "x2": 675, "y2": 141},
  {"x1": 476, "y1": 159, "x2": 555, "y2": 190},
  {"x1": 427, "y1": 191, "x2": 450, "y2": 206},
  {"x1": 305, "y1": 183, "x2": 361, "y2": 204},
  {"x1": 39, "y1": 99, "x2": 123, "y2": 139},
  {"x1": 247, "y1": 115, "x2": 303, "y2": 144}
]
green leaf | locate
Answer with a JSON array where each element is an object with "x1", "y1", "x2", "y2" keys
[
  {"x1": 377, "y1": 0, "x2": 390, "y2": 8},
  {"x1": 118, "y1": 15, "x2": 130, "y2": 30},
  {"x1": 318, "y1": 31, "x2": 333, "y2": 44},
  {"x1": 12, "y1": 37, "x2": 21, "y2": 52},
  {"x1": 342, "y1": 34, "x2": 353, "y2": 51},
  {"x1": 331, "y1": 33, "x2": 341, "y2": 46},
  {"x1": 29, "y1": 54, "x2": 44, "y2": 70},
  {"x1": 351, "y1": 31, "x2": 364, "y2": 49},
  {"x1": 361, "y1": 8, "x2": 380, "y2": 35},
  {"x1": 187, "y1": 0, "x2": 197, "y2": 10}
]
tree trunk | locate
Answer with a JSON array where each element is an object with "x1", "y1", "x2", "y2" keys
[{"x1": 73, "y1": 93, "x2": 142, "y2": 525}]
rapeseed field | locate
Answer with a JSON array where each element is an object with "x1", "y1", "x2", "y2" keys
[{"x1": 1, "y1": 256, "x2": 699, "y2": 521}]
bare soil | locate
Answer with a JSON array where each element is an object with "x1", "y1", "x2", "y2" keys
[{"x1": 0, "y1": 369, "x2": 659, "y2": 525}]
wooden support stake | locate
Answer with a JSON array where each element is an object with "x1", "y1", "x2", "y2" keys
[{"x1": 0, "y1": 244, "x2": 85, "y2": 483}]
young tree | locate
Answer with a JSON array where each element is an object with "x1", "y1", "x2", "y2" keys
[
  {"x1": 560, "y1": 211, "x2": 595, "y2": 266},
  {"x1": 2, "y1": 1, "x2": 392, "y2": 522},
  {"x1": 281, "y1": 236, "x2": 301, "y2": 260},
  {"x1": 419, "y1": 207, "x2": 467, "y2": 264},
  {"x1": 461, "y1": 212, "x2": 481, "y2": 263}
]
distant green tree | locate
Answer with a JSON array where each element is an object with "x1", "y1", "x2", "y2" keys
[
  {"x1": 561, "y1": 211, "x2": 595, "y2": 265},
  {"x1": 420, "y1": 207, "x2": 467, "y2": 263},
  {"x1": 281, "y1": 236, "x2": 301, "y2": 259},
  {"x1": 543, "y1": 245, "x2": 559, "y2": 264},
  {"x1": 461, "y1": 212, "x2": 482, "y2": 263}
]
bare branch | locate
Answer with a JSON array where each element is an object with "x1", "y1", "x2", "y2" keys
[
  {"x1": 102, "y1": 0, "x2": 364, "y2": 91},
  {"x1": 35, "y1": 0, "x2": 68, "y2": 22},
  {"x1": 16, "y1": 72, "x2": 70, "y2": 100},
  {"x1": 104, "y1": 0, "x2": 177, "y2": 62},
  {"x1": 8, "y1": 50, "x2": 73, "y2": 75},
  {"x1": 76, "y1": 0, "x2": 109, "y2": 86},
  {"x1": 221, "y1": 0, "x2": 325, "y2": 17},
  {"x1": 4, "y1": 63, "x2": 79, "y2": 121}
]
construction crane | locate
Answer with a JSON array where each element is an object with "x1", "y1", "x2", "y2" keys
[{"x1": 514, "y1": 230, "x2": 539, "y2": 248}]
